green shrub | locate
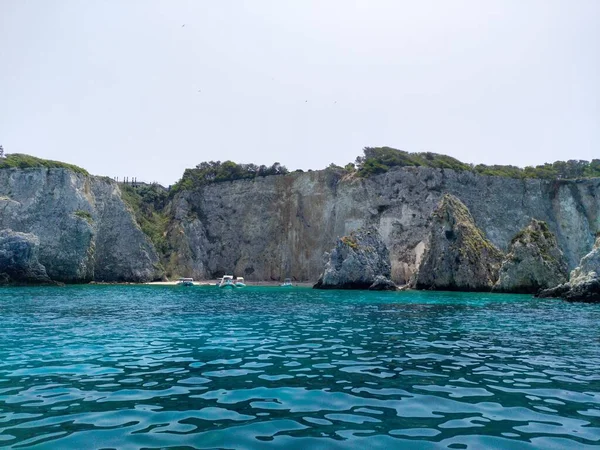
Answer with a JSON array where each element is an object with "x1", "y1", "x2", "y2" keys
[
  {"x1": 170, "y1": 160, "x2": 289, "y2": 193},
  {"x1": 354, "y1": 147, "x2": 600, "y2": 180}
]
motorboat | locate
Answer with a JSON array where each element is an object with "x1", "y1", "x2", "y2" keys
[
  {"x1": 219, "y1": 275, "x2": 235, "y2": 288},
  {"x1": 280, "y1": 278, "x2": 293, "y2": 287},
  {"x1": 235, "y1": 277, "x2": 246, "y2": 287},
  {"x1": 177, "y1": 277, "x2": 194, "y2": 286}
]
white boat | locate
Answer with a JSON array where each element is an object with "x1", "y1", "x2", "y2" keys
[
  {"x1": 219, "y1": 275, "x2": 235, "y2": 288},
  {"x1": 177, "y1": 277, "x2": 194, "y2": 286},
  {"x1": 235, "y1": 277, "x2": 246, "y2": 287},
  {"x1": 280, "y1": 278, "x2": 293, "y2": 287}
]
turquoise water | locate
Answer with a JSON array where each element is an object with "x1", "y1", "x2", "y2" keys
[{"x1": 0, "y1": 286, "x2": 599, "y2": 449}]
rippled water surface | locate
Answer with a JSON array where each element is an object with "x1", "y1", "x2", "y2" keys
[{"x1": 0, "y1": 286, "x2": 599, "y2": 449}]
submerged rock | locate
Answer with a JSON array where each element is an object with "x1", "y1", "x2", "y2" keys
[
  {"x1": 493, "y1": 219, "x2": 568, "y2": 293},
  {"x1": 538, "y1": 236, "x2": 600, "y2": 302},
  {"x1": 314, "y1": 227, "x2": 396, "y2": 290},
  {"x1": 414, "y1": 194, "x2": 503, "y2": 291},
  {"x1": 0, "y1": 229, "x2": 51, "y2": 284}
]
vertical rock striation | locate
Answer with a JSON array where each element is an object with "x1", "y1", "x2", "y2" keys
[
  {"x1": 413, "y1": 194, "x2": 504, "y2": 291},
  {"x1": 166, "y1": 168, "x2": 600, "y2": 284}
]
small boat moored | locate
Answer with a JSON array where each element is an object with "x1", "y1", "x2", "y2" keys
[
  {"x1": 219, "y1": 275, "x2": 236, "y2": 288},
  {"x1": 177, "y1": 277, "x2": 194, "y2": 286},
  {"x1": 281, "y1": 278, "x2": 293, "y2": 287},
  {"x1": 235, "y1": 277, "x2": 246, "y2": 287}
]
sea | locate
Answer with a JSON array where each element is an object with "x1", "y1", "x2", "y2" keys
[{"x1": 0, "y1": 285, "x2": 599, "y2": 449}]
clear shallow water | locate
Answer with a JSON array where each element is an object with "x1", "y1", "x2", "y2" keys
[{"x1": 0, "y1": 286, "x2": 599, "y2": 449}]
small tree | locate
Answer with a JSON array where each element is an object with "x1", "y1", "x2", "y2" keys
[{"x1": 0, "y1": 145, "x2": 4, "y2": 158}]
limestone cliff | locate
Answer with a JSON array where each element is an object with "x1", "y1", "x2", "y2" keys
[
  {"x1": 1, "y1": 163, "x2": 599, "y2": 286},
  {"x1": 493, "y1": 219, "x2": 568, "y2": 293},
  {"x1": 165, "y1": 168, "x2": 600, "y2": 283},
  {"x1": 313, "y1": 227, "x2": 396, "y2": 290},
  {"x1": 0, "y1": 168, "x2": 163, "y2": 283},
  {"x1": 413, "y1": 194, "x2": 503, "y2": 291}
]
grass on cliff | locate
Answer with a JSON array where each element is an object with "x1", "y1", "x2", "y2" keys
[
  {"x1": 0, "y1": 154, "x2": 89, "y2": 175},
  {"x1": 120, "y1": 184, "x2": 170, "y2": 255}
]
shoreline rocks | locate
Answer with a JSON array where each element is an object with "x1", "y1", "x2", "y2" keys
[
  {"x1": 538, "y1": 236, "x2": 600, "y2": 302},
  {"x1": 493, "y1": 219, "x2": 568, "y2": 294},
  {"x1": 314, "y1": 227, "x2": 397, "y2": 290},
  {"x1": 413, "y1": 194, "x2": 503, "y2": 292}
]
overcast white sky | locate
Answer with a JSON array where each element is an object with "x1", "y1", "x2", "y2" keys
[{"x1": 1, "y1": 1, "x2": 598, "y2": 186}]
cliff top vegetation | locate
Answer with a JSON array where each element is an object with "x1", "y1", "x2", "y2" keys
[
  {"x1": 171, "y1": 160, "x2": 289, "y2": 193},
  {"x1": 0, "y1": 153, "x2": 89, "y2": 176},
  {"x1": 354, "y1": 147, "x2": 600, "y2": 180}
]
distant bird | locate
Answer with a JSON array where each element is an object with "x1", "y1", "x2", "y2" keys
[
  {"x1": 197, "y1": 89, "x2": 201, "y2": 93},
  {"x1": 305, "y1": 100, "x2": 307, "y2": 103},
  {"x1": 182, "y1": 24, "x2": 185, "y2": 27}
]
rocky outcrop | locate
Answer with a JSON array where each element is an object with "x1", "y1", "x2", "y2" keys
[
  {"x1": 0, "y1": 229, "x2": 51, "y2": 284},
  {"x1": 313, "y1": 227, "x2": 396, "y2": 290},
  {"x1": 166, "y1": 168, "x2": 600, "y2": 284},
  {"x1": 493, "y1": 219, "x2": 568, "y2": 293},
  {"x1": 413, "y1": 194, "x2": 504, "y2": 291},
  {"x1": 538, "y1": 237, "x2": 600, "y2": 302},
  {"x1": 368, "y1": 275, "x2": 398, "y2": 291},
  {"x1": 0, "y1": 168, "x2": 163, "y2": 283}
]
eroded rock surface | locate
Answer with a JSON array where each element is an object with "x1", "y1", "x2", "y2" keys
[
  {"x1": 539, "y1": 237, "x2": 600, "y2": 302},
  {"x1": 413, "y1": 194, "x2": 503, "y2": 291},
  {"x1": 166, "y1": 168, "x2": 600, "y2": 284},
  {"x1": 313, "y1": 227, "x2": 396, "y2": 290},
  {"x1": 0, "y1": 168, "x2": 163, "y2": 283},
  {"x1": 494, "y1": 219, "x2": 568, "y2": 293},
  {"x1": 0, "y1": 229, "x2": 51, "y2": 284}
]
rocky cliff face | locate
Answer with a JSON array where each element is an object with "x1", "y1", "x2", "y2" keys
[
  {"x1": 166, "y1": 168, "x2": 600, "y2": 283},
  {"x1": 0, "y1": 168, "x2": 163, "y2": 283},
  {"x1": 2, "y1": 165, "x2": 599, "y2": 285},
  {"x1": 493, "y1": 219, "x2": 568, "y2": 293},
  {"x1": 412, "y1": 194, "x2": 503, "y2": 291},
  {"x1": 313, "y1": 227, "x2": 395, "y2": 290},
  {"x1": 0, "y1": 229, "x2": 51, "y2": 284},
  {"x1": 539, "y1": 236, "x2": 600, "y2": 302}
]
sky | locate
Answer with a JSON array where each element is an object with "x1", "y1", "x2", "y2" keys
[{"x1": 0, "y1": 0, "x2": 598, "y2": 186}]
